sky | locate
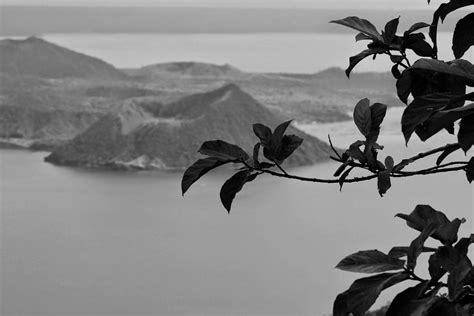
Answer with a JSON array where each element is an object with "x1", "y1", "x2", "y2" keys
[{"x1": 0, "y1": 0, "x2": 435, "y2": 10}]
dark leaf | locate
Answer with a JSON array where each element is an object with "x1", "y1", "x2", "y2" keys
[
  {"x1": 353, "y1": 98, "x2": 372, "y2": 136},
  {"x1": 355, "y1": 32, "x2": 373, "y2": 41},
  {"x1": 428, "y1": 246, "x2": 472, "y2": 299},
  {"x1": 401, "y1": 94, "x2": 462, "y2": 144},
  {"x1": 258, "y1": 162, "x2": 275, "y2": 169},
  {"x1": 453, "y1": 13, "x2": 474, "y2": 58},
  {"x1": 455, "y1": 234, "x2": 474, "y2": 256},
  {"x1": 199, "y1": 140, "x2": 249, "y2": 161},
  {"x1": 391, "y1": 64, "x2": 402, "y2": 79},
  {"x1": 395, "y1": 204, "x2": 465, "y2": 243},
  {"x1": 411, "y1": 59, "x2": 474, "y2": 84},
  {"x1": 253, "y1": 123, "x2": 273, "y2": 147},
  {"x1": 252, "y1": 143, "x2": 260, "y2": 167},
  {"x1": 333, "y1": 272, "x2": 409, "y2": 316},
  {"x1": 370, "y1": 102, "x2": 388, "y2": 130},
  {"x1": 404, "y1": 22, "x2": 430, "y2": 35},
  {"x1": 404, "y1": 33, "x2": 434, "y2": 57},
  {"x1": 466, "y1": 157, "x2": 474, "y2": 183},
  {"x1": 377, "y1": 170, "x2": 391, "y2": 197},
  {"x1": 430, "y1": 0, "x2": 474, "y2": 57},
  {"x1": 220, "y1": 170, "x2": 250, "y2": 213},
  {"x1": 436, "y1": 144, "x2": 461, "y2": 165},
  {"x1": 336, "y1": 250, "x2": 405, "y2": 273},
  {"x1": 388, "y1": 246, "x2": 436, "y2": 259},
  {"x1": 458, "y1": 114, "x2": 474, "y2": 152},
  {"x1": 396, "y1": 70, "x2": 412, "y2": 103},
  {"x1": 345, "y1": 48, "x2": 385, "y2": 77},
  {"x1": 334, "y1": 162, "x2": 348, "y2": 177},
  {"x1": 407, "y1": 223, "x2": 439, "y2": 270},
  {"x1": 182, "y1": 157, "x2": 230, "y2": 195},
  {"x1": 386, "y1": 281, "x2": 440, "y2": 316},
  {"x1": 415, "y1": 103, "x2": 474, "y2": 142},
  {"x1": 272, "y1": 120, "x2": 292, "y2": 149},
  {"x1": 339, "y1": 166, "x2": 354, "y2": 191},
  {"x1": 383, "y1": 17, "x2": 399, "y2": 45},
  {"x1": 385, "y1": 156, "x2": 395, "y2": 170},
  {"x1": 330, "y1": 16, "x2": 384, "y2": 42},
  {"x1": 390, "y1": 55, "x2": 404, "y2": 63},
  {"x1": 278, "y1": 134, "x2": 303, "y2": 161}
]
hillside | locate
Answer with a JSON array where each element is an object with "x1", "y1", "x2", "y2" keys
[
  {"x1": 0, "y1": 37, "x2": 127, "y2": 80},
  {"x1": 133, "y1": 62, "x2": 243, "y2": 79},
  {"x1": 45, "y1": 84, "x2": 333, "y2": 170}
]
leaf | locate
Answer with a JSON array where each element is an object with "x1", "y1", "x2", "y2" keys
[
  {"x1": 453, "y1": 13, "x2": 474, "y2": 58},
  {"x1": 404, "y1": 22, "x2": 430, "y2": 36},
  {"x1": 458, "y1": 114, "x2": 474, "y2": 152},
  {"x1": 386, "y1": 281, "x2": 440, "y2": 316},
  {"x1": 436, "y1": 144, "x2": 461, "y2": 165},
  {"x1": 353, "y1": 98, "x2": 372, "y2": 137},
  {"x1": 385, "y1": 156, "x2": 395, "y2": 170},
  {"x1": 377, "y1": 170, "x2": 391, "y2": 197},
  {"x1": 333, "y1": 272, "x2": 409, "y2": 316},
  {"x1": 253, "y1": 123, "x2": 273, "y2": 147},
  {"x1": 383, "y1": 17, "x2": 399, "y2": 45},
  {"x1": 415, "y1": 103, "x2": 474, "y2": 142},
  {"x1": 182, "y1": 157, "x2": 230, "y2": 195},
  {"x1": 455, "y1": 234, "x2": 474, "y2": 256},
  {"x1": 396, "y1": 70, "x2": 412, "y2": 103},
  {"x1": 429, "y1": 0, "x2": 474, "y2": 57},
  {"x1": 428, "y1": 246, "x2": 472, "y2": 299},
  {"x1": 407, "y1": 223, "x2": 439, "y2": 270},
  {"x1": 345, "y1": 49, "x2": 385, "y2": 77},
  {"x1": 466, "y1": 157, "x2": 474, "y2": 183},
  {"x1": 391, "y1": 64, "x2": 402, "y2": 79},
  {"x1": 411, "y1": 59, "x2": 474, "y2": 84},
  {"x1": 199, "y1": 140, "x2": 249, "y2": 161},
  {"x1": 278, "y1": 134, "x2": 303, "y2": 161},
  {"x1": 396, "y1": 205, "x2": 466, "y2": 244},
  {"x1": 401, "y1": 94, "x2": 461, "y2": 144},
  {"x1": 272, "y1": 120, "x2": 292, "y2": 152},
  {"x1": 370, "y1": 102, "x2": 388, "y2": 130},
  {"x1": 220, "y1": 170, "x2": 250, "y2": 213},
  {"x1": 252, "y1": 143, "x2": 260, "y2": 167},
  {"x1": 336, "y1": 250, "x2": 405, "y2": 273},
  {"x1": 403, "y1": 33, "x2": 434, "y2": 57},
  {"x1": 330, "y1": 16, "x2": 384, "y2": 42},
  {"x1": 334, "y1": 162, "x2": 348, "y2": 177},
  {"x1": 339, "y1": 166, "x2": 354, "y2": 191},
  {"x1": 355, "y1": 32, "x2": 373, "y2": 41},
  {"x1": 388, "y1": 246, "x2": 436, "y2": 259}
]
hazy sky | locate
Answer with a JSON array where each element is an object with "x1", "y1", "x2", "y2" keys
[{"x1": 0, "y1": 0, "x2": 434, "y2": 9}]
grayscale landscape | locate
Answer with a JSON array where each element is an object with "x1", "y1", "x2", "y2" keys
[{"x1": 0, "y1": 1, "x2": 472, "y2": 316}]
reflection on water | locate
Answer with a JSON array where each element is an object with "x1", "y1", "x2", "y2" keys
[{"x1": 1, "y1": 109, "x2": 472, "y2": 316}]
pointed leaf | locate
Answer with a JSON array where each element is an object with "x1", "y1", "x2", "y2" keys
[
  {"x1": 383, "y1": 17, "x2": 399, "y2": 45},
  {"x1": 388, "y1": 246, "x2": 436, "y2": 259},
  {"x1": 407, "y1": 223, "x2": 439, "y2": 270},
  {"x1": 458, "y1": 114, "x2": 474, "y2": 152},
  {"x1": 377, "y1": 170, "x2": 391, "y2": 197},
  {"x1": 466, "y1": 157, "x2": 474, "y2": 183},
  {"x1": 339, "y1": 166, "x2": 354, "y2": 191},
  {"x1": 330, "y1": 16, "x2": 384, "y2": 42},
  {"x1": 220, "y1": 170, "x2": 250, "y2": 213},
  {"x1": 345, "y1": 49, "x2": 384, "y2": 77},
  {"x1": 199, "y1": 140, "x2": 249, "y2": 161},
  {"x1": 353, "y1": 98, "x2": 372, "y2": 136},
  {"x1": 278, "y1": 134, "x2": 303, "y2": 161},
  {"x1": 404, "y1": 22, "x2": 430, "y2": 36},
  {"x1": 336, "y1": 250, "x2": 405, "y2": 273},
  {"x1": 253, "y1": 123, "x2": 272, "y2": 147},
  {"x1": 453, "y1": 13, "x2": 474, "y2": 59},
  {"x1": 333, "y1": 272, "x2": 409, "y2": 316},
  {"x1": 436, "y1": 144, "x2": 461, "y2": 165},
  {"x1": 386, "y1": 282, "x2": 440, "y2": 316},
  {"x1": 355, "y1": 32, "x2": 373, "y2": 41},
  {"x1": 182, "y1": 157, "x2": 230, "y2": 195},
  {"x1": 370, "y1": 102, "x2": 388, "y2": 130}
]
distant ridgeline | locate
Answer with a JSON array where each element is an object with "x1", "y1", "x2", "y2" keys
[{"x1": 0, "y1": 37, "x2": 398, "y2": 170}]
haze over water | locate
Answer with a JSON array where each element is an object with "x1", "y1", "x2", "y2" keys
[{"x1": 1, "y1": 108, "x2": 473, "y2": 316}]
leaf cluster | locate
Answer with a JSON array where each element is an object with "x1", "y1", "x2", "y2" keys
[{"x1": 333, "y1": 205, "x2": 473, "y2": 316}]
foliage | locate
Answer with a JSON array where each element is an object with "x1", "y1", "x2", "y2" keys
[{"x1": 182, "y1": 0, "x2": 474, "y2": 314}]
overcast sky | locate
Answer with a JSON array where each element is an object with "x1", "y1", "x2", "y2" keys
[{"x1": 0, "y1": 0, "x2": 434, "y2": 9}]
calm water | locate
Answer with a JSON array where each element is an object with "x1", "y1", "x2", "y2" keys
[
  {"x1": 1, "y1": 109, "x2": 472, "y2": 316},
  {"x1": 40, "y1": 32, "x2": 461, "y2": 73}
]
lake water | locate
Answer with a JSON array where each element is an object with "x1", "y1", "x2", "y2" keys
[
  {"x1": 1, "y1": 108, "x2": 472, "y2": 316},
  {"x1": 40, "y1": 32, "x2": 462, "y2": 73}
]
